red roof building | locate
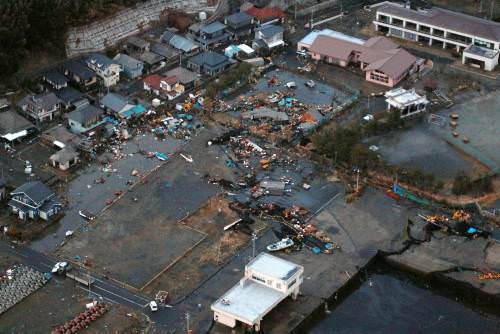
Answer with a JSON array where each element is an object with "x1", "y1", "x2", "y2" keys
[{"x1": 244, "y1": 6, "x2": 284, "y2": 24}]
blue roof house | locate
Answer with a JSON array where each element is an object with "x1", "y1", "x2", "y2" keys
[
  {"x1": 187, "y1": 51, "x2": 231, "y2": 76},
  {"x1": 114, "y1": 54, "x2": 144, "y2": 79}
]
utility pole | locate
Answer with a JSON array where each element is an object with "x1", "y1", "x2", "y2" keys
[
  {"x1": 251, "y1": 232, "x2": 257, "y2": 258},
  {"x1": 185, "y1": 312, "x2": 190, "y2": 333},
  {"x1": 294, "y1": 0, "x2": 297, "y2": 20},
  {"x1": 490, "y1": 0, "x2": 494, "y2": 20}
]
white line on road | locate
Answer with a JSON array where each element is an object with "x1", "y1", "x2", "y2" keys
[
  {"x1": 91, "y1": 284, "x2": 146, "y2": 308},
  {"x1": 91, "y1": 276, "x2": 149, "y2": 303}
]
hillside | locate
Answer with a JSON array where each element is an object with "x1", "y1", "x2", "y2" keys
[{"x1": 0, "y1": 0, "x2": 145, "y2": 77}]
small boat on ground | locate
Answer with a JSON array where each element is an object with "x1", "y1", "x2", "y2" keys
[{"x1": 267, "y1": 238, "x2": 294, "y2": 252}]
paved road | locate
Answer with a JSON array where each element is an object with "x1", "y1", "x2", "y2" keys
[{"x1": 0, "y1": 241, "x2": 151, "y2": 311}]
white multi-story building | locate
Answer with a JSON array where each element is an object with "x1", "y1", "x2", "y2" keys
[
  {"x1": 373, "y1": 2, "x2": 500, "y2": 71},
  {"x1": 212, "y1": 253, "x2": 303, "y2": 331},
  {"x1": 86, "y1": 54, "x2": 122, "y2": 87}
]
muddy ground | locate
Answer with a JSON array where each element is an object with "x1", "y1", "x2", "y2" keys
[
  {"x1": 55, "y1": 127, "x2": 236, "y2": 290},
  {"x1": 0, "y1": 253, "x2": 148, "y2": 334}
]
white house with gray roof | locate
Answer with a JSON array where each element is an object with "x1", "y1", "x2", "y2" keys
[
  {"x1": 212, "y1": 252, "x2": 303, "y2": 331},
  {"x1": 374, "y1": 2, "x2": 500, "y2": 70},
  {"x1": 17, "y1": 92, "x2": 62, "y2": 123},
  {"x1": 86, "y1": 53, "x2": 122, "y2": 87},
  {"x1": 8, "y1": 181, "x2": 62, "y2": 220}
]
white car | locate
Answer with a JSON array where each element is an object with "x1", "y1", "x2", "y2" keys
[{"x1": 149, "y1": 301, "x2": 158, "y2": 312}]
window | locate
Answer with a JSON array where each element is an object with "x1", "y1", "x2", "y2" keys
[
  {"x1": 390, "y1": 28, "x2": 403, "y2": 37},
  {"x1": 404, "y1": 32, "x2": 417, "y2": 41},
  {"x1": 252, "y1": 274, "x2": 266, "y2": 283},
  {"x1": 288, "y1": 279, "x2": 297, "y2": 288},
  {"x1": 276, "y1": 283, "x2": 282, "y2": 289}
]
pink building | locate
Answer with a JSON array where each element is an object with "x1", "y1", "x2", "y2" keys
[{"x1": 300, "y1": 30, "x2": 421, "y2": 87}]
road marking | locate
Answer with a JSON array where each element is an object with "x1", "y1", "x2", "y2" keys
[
  {"x1": 91, "y1": 276, "x2": 149, "y2": 303},
  {"x1": 91, "y1": 284, "x2": 146, "y2": 308}
]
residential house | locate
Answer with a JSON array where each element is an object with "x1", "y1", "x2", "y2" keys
[
  {"x1": 303, "y1": 30, "x2": 421, "y2": 87},
  {"x1": 17, "y1": 92, "x2": 62, "y2": 123},
  {"x1": 140, "y1": 51, "x2": 165, "y2": 73},
  {"x1": 127, "y1": 36, "x2": 150, "y2": 53},
  {"x1": 42, "y1": 71, "x2": 69, "y2": 90},
  {"x1": 162, "y1": 31, "x2": 200, "y2": 55},
  {"x1": 224, "y1": 12, "x2": 255, "y2": 40},
  {"x1": 187, "y1": 52, "x2": 231, "y2": 76},
  {"x1": 66, "y1": 105, "x2": 104, "y2": 134},
  {"x1": 253, "y1": 25, "x2": 284, "y2": 52},
  {"x1": 100, "y1": 93, "x2": 146, "y2": 119},
  {"x1": 62, "y1": 60, "x2": 97, "y2": 90},
  {"x1": 114, "y1": 54, "x2": 144, "y2": 79},
  {"x1": 0, "y1": 110, "x2": 36, "y2": 143},
  {"x1": 245, "y1": 6, "x2": 284, "y2": 25},
  {"x1": 374, "y1": 3, "x2": 500, "y2": 71},
  {"x1": 143, "y1": 75, "x2": 185, "y2": 100},
  {"x1": 151, "y1": 42, "x2": 180, "y2": 62},
  {"x1": 165, "y1": 67, "x2": 199, "y2": 90},
  {"x1": 50, "y1": 147, "x2": 79, "y2": 171},
  {"x1": 8, "y1": 181, "x2": 62, "y2": 220},
  {"x1": 195, "y1": 21, "x2": 230, "y2": 50},
  {"x1": 85, "y1": 54, "x2": 121, "y2": 87},
  {"x1": 100, "y1": 93, "x2": 129, "y2": 114},
  {"x1": 56, "y1": 87, "x2": 87, "y2": 110}
]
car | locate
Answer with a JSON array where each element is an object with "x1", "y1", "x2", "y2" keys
[
  {"x1": 149, "y1": 301, "x2": 158, "y2": 312},
  {"x1": 305, "y1": 80, "x2": 315, "y2": 88}
]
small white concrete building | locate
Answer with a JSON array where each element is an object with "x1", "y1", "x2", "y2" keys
[
  {"x1": 462, "y1": 45, "x2": 499, "y2": 71},
  {"x1": 385, "y1": 87, "x2": 429, "y2": 118},
  {"x1": 212, "y1": 252, "x2": 303, "y2": 331}
]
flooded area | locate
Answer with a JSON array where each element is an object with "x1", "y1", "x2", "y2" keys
[
  {"x1": 305, "y1": 262, "x2": 500, "y2": 334},
  {"x1": 30, "y1": 133, "x2": 184, "y2": 253}
]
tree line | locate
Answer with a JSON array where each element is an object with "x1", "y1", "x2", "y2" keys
[{"x1": 0, "y1": 0, "x2": 144, "y2": 77}]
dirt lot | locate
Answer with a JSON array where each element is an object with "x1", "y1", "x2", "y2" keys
[
  {"x1": 142, "y1": 196, "x2": 266, "y2": 300},
  {"x1": 0, "y1": 253, "x2": 148, "y2": 334},
  {"x1": 55, "y1": 127, "x2": 236, "y2": 290}
]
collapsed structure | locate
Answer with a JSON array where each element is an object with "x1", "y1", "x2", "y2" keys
[
  {"x1": 212, "y1": 253, "x2": 303, "y2": 331},
  {"x1": 298, "y1": 29, "x2": 423, "y2": 87}
]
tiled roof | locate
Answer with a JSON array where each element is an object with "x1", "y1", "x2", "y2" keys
[
  {"x1": 245, "y1": 6, "x2": 284, "y2": 22},
  {"x1": 189, "y1": 51, "x2": 229, "y2": 67}
]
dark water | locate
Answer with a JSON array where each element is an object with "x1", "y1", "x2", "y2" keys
[{"x1": 306, "y1": 266, "x2": 500, "y2": 334}]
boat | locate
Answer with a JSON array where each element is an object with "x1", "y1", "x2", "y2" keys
[
  {"x1": 180, "y1": 153, "x2": 193, "y2": 163},
  {"x1": 267, "y1": 238, "x2": 294, "y2": 252},
  {"x1": 79, "y1": 210, "x2": 96, "y2": 221}
]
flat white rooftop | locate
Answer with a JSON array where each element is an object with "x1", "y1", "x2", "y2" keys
[
  {"x1": 247, "y1": 252, "x2": 300, "y2": 281},
  {"x1": 385, "y1": 88, "x2": 428, "y2": 106},
  {"x1": 212, "y1": 279, "x2": 286, "y2": 324},
  {"x1": 299, "y1": 29, "x2": 365, "y2": 47}
]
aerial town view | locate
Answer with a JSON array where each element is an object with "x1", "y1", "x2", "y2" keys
[{"x1": 1, "y1": 0, "x2": 500, "y2": 333}]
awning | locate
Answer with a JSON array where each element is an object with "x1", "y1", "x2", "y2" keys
[{"x1": 2, "y1": 130, "x2": 28, "y2": 141}]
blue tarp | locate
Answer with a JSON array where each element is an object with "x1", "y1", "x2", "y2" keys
[{"x1": 120, "y1": 104, "x2": 146, "y2": 119}]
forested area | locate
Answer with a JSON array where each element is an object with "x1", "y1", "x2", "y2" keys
[{"x1": 0, "y1": 0, "x2": 144, "y2": 77}]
